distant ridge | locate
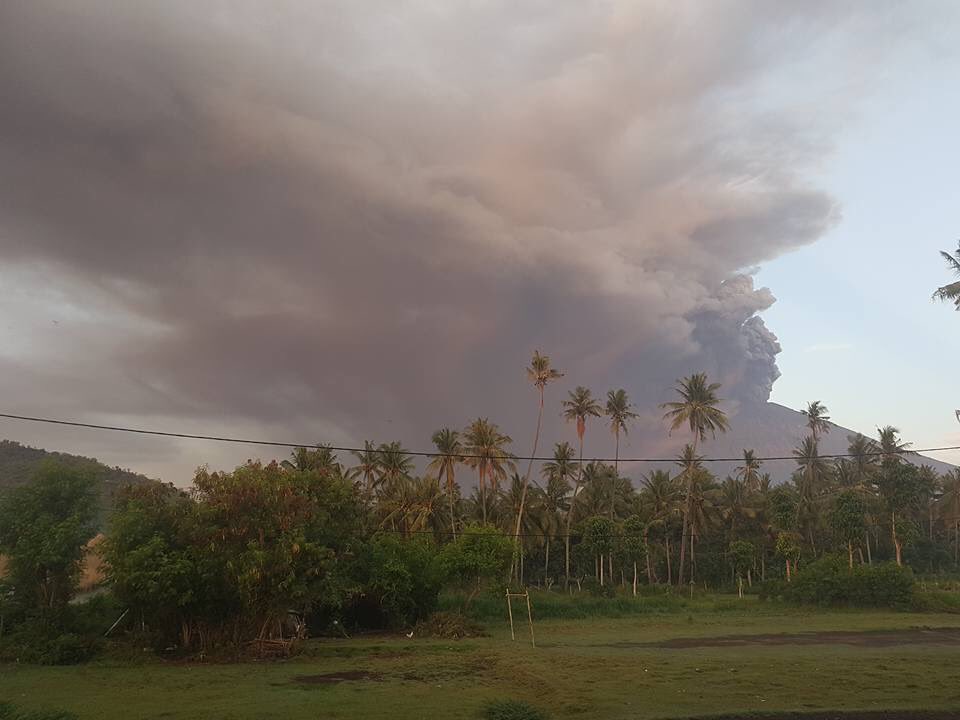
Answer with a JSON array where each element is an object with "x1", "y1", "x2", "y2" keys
[
  {"x1": 700, "y1": 402, "x2": 957, "y2": 482},
  {"x1": 0, "y1": 439, "x2": 154, "y2": 522}
]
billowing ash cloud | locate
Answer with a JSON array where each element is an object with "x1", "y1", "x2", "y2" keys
[{"x1": 0, "y1": 1, "x2": 907, "y2": 479}]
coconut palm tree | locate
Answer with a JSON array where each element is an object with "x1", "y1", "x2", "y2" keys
[
  {"x1": 513, "y1": 351, "x2": 564, "y2": 575},
  {"x1": 717, "y1": 476, "x2": 756, "y2": 542},
  {"x1": 376, "y1": 442, "x2": 415, "y2": 490},
  {"x1": 660, "y1": 373, "x2": 729, "y2": 586},
  {"x1": 933, "y1": 242, "x2": 960, "y2": 309},
  {"x1": 877, "y1": 426, "x2": 911, "y2": 462},
  {"x1": 605, "y1": 389, "x2": 638, "y2": 518},
  {"x1": 351, "y1": 440, "x2": 381, "y2": 497},
  {"x1": 792, "y1": 435, "x2": 831, "y2": 553},
  {"x1": 427, "y1": 428, "x2": 463, "y2": 539},
  {"x1": 736, "y1": 449, "x2": 762, "y2": 492},
  {"x1": 847, "y1": 434, "x2": 880, "y2": 486},
  {"x1": 462, "y1": 418, "x2": 515, "y2": 524},
  {"x1": 542, "y1": 441, "x2": 579, "y2": 488},
  {"x1": 801, "y1": 401, "x2": 831, "y2": 442},
  {"x1": 536, "y1": 462, "x2": 572, "y2": 585},
  {"x1": 641, "y1": 469, "x2": 681, "y2": 584},
  {"x1": 283, "y1": 445, "x2": 340, "y2": 473},
  {"x1": 561, "y1": 386, "x2": 602, "y2": 587}
]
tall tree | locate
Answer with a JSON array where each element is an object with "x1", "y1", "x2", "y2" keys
[
  {"x1": 351, "y1": 440, "x2": 381, "y2": 498},
  {"x1": 0, "y1": 463, "x2": 97, "y2": 610},
  {"x1": 462, "y1": 418, "x2": 515, "y2": 525},
  {"x1": 604, "y1": 389, "x2": 638, "y2": 518},
  {"x1": 376, "y1": 442, "x2": 415, "y2": 491},
  {"x1": 932, "y1": 241, "x2": 960, "y2": 309},
  {"x1": 736, "y1": 449, "x2": 762, "y2": 492},
  {"x1": 801, "y1": 401, "x2": 831, "y2": 442},
  {"x1": 660, "y1": 373, "x2": 729, "y2": 586},
  {"x1": 877, "y1": 426, "x2": 911, "y2": 462},
  {"x1": 561, "y1": 386, "x2": 602, "y2": 587},
  {"x1": 428, "y1": 428, "x2": 463, "y2": 539},
  {"x1": 537, "y1": 456, "x2": 572, "y2": 585},
  {"x1": 513, "y1": 351, "x2": 564, "y2": 576}
]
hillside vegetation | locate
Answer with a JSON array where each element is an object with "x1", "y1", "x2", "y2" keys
[{"x1": 0, "y1": 440, "x2": 152, "y2": 521}]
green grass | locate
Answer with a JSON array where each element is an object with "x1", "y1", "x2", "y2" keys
[{"x1": 4, "y1": 600, "x2": 960, "y2": 720}]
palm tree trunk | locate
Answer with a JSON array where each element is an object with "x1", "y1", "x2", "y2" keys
[
  {"x1": 955, "y1": 520, "x2": 959, "y2": 568},
  {"x1": 447, "y1": 471, "x2": 457, "y2": 540},
  {"x1": 599, "y1": 554, "x2": 604, "y2": 586},
  {"x1": 480, "y1": 466, "x2": 487, "y2": 525},
  {"x1": 665, "y1": 538, "x2": 672, "y2": 585},
  {"x1": 848, "y1": 540, "x2": 854, "y2": 569},
  {"x1": 544, "y1": 539, "x2": 550, "y2": 584},
  {"x1": 611, "y1": 430, "x2": 619, "y2": 520},
  {"x1": 892, "y1": 511, "x2": 902, "y2": 567},
  {"x1": 644, "y1": 528, "x2": 654, "y2": 584},
  {"x1": 865, "y1": 529, "x2": 872, "y2": 565},
  {"x1": 690, "y1": 523, "x2": 696, "y2": 583},
  {"x1": 565, "y1": 433, "x2": 585, "y2": 589},
  {"x1": 677, "y1": 434, "x2": 698, "y2": 586},
  {"x1": 514, "y1": 387, "x2": 545, "y2": 579},
  {"x1": 632, "y1": 561, "x2": 638, "y2": 596}
]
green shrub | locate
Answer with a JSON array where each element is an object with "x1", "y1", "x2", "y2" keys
[
  {"x1": 0, "y1": 617, "x2": 100, "y2": 665},
  {"x1": 783, "y1": 556, "x2": 914, "y2": 607},
  {"x1": 582, "y1": 578, "x2": 616, "y2": 598},
  {"x1": 348, "y1": 534, "x2": 442, "y2": 629},
  {"x1": 481, "y1": 699, "x2": 549, "y2": 720},
  {"x1": 911, "y1": 588, "x2": 960, "y2": 613}
]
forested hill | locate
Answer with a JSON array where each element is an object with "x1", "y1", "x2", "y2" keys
[{"x1": 0, "y1": 439, "x2": 154, "y2": 520}]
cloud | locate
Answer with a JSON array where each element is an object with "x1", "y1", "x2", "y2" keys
[{"x1": 0, "y1": 1, "x2": 916, "y2": 478}]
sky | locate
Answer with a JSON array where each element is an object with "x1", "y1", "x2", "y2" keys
[{"x1": 0, "y1": 1, "x2": 958, "y2": 484}]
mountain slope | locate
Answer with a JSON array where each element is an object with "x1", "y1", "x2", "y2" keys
[
  {"x1": 0, "y1": 439, "x2": 154, "y2": 521},
  {"x1": 693, "y1": 402, "x2": 956, "y2": 481}
]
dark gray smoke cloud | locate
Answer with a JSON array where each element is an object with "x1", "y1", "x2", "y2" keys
[{"x1": 0, "y1": 1, "x2": 911, "y2": 479}]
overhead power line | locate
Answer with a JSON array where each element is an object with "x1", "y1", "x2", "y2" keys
[{"x1": 0, "y1": 412, "x2": 957, "y2": 464}]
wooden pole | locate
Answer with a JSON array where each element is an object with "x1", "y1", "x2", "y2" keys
[
  {"x1": 506, "y1": 588, "x2": 515, "y2": 641},
  {"x1": 525, "y1": 591, "x2": 536, "y2": 648}
]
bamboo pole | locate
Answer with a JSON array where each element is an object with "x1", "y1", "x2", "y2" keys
[{"x1": 506, "y1": 588, "x2": 515, "y2": 641}]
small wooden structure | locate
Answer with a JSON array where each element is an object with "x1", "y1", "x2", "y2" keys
[{"x1": 505, "y1": 588, "x2": 536, "y2": 648}]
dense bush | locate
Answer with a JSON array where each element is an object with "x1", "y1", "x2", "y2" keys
[
  {"x1": 345, "y1": 534, "x2": 443, "y2": 629},
  {"x1": 765, "y1": 556, "x2": 915, "y2": 607},
  {"x1": 481, "y1": 699, "x2": 549, "y2": 720}
]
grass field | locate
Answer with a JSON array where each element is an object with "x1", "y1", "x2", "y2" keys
[{"x1": 3, "y1": 598, "x2": 960, "y2": 720}]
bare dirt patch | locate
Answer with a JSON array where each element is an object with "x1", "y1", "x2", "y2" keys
[
  {"x1": 293, "y1": 670, "x2": 383, "y2": 685},
  {"x1": 627, "y1": 627, "x2": 960, "y2": 649}
]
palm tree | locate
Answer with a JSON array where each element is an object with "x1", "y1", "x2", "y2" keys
[
  {"x1": 376, "y1": 441, "x2": 415, "y2": 490},
  {"x1": 933, "y1": 241, "x2": 960, "y2": 309},
  {"x1": 282, "y1": 445, "x2": 340, "y2": 473},
  {"x1": 847, "y1": 433, "x2": 879, "y2": 486},
  {"x1": 605, "y1": 389, "x2": 638, "y2": 518},
  {"x1": 351, "y1": 440, "x2": 381, "y2": 497},
  {"x1": 660, "y1": 373, "x2": 729, "y2": 586},
  {"x1": 736, "y1": 449, "x2": 762, "y2": 492},
  {"x1": 641, "y1": 469, "x2": 680, "y2": 584},
  {"x1": 561, "y1": 386, "x2": 602, "y2": 587},
  {"x1": 801, "y1": 401, "x2": 831, "y2": 442},
  {"x1": 536, "y1": 460, "x2": 572, "y2": 585},
  {"x1": 877, "y1": 426, "x2": 911, "y2": 462},
  {"x1": 513, "y1": 351, "x2": 564, "y2": 575},
  {"x1": 462, "y1": 418, "x2": 515, "y2": 524},
  {"x1": 792, "y1": 435, "x2": 830, "y2": 553},
  {"x1": 718, "y1": 476, "x2": 756, "y2": 542},
  {"x1": 427, "y1": 428, "x2": 463, "y2": 539}
]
